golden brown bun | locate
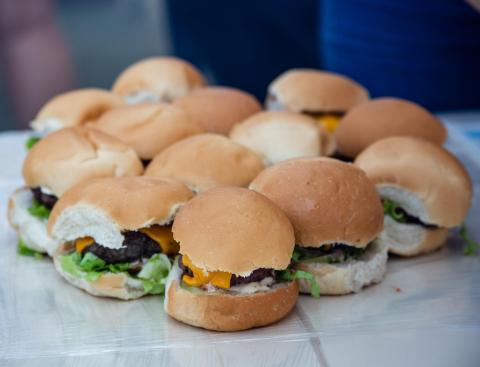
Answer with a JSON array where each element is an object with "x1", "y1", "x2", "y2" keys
[
  {"x1": 354, "y1": 136, "x2": 472, "y2": 227},
  {"x1": 250, "y1": 158, "x2": 384, "y2": 248},
  {"x1": 91, "y1": 103, "x2": 204, "y2": 160},
  {"x1": 22, "y1": 126, "x2": 143, "y2": 197},
  {"x1": 267, "y1": 69, "x2": 369, "y2": 113},
  {"x1": 145, "y1": 134, "x2": 265, "y2": 192},
  {"x1": 165, "y1": 279, "x2": 298, "y2": 331},
  {"x1": 173, "y1": 87, "x2": 262, "y2": 135},
  {"x1": 112, "y1": 57, "x2": 206, "y2": 102},
  {"x1": 229, "y1": 111, "x2": 332, "y2": 164},
  {"x1": 335, "y1": 98, "x2": 447, "y2": 158},
  {"x1": 173, "y1": 187, "x2": 295, "y2": 275},
  {"x1": 31, "y1": 88, "x2": 123, "y2": 132}
]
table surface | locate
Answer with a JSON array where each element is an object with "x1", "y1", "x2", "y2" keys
[{"x1": 0, "y1": 115, "x2": 479, "y2": 367}]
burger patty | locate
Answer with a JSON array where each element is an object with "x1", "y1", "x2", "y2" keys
[
  {"x1": 178, "y1": 256, "x2": 276, "y2": 287},
  {"x1": 83, "y1": 231, "x2": 161, "y2": 264},
  {"x1": 295, "y1": 244, "x2": 366, "y2": 263},
  {"x1": 301, "y1": 110, "x2": 344, "y2": 118},
  {"x1": 31, "y1": 187, "x2": 58, "y2": 210},
  {"x1": 385, "y1": 205, "x2": 438, "y2": 229}
]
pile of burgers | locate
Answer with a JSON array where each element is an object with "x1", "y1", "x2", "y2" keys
[{"x1": 7, "y1": 57, "x2": 474, "y2": 332}]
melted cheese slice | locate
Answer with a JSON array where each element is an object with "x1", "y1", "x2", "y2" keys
[
  {"x1": 140, "y1": 225, "x2": 179, "y2": 255},
  {"x1": 316, "y1": 115, "x2": 341, "y2": 133},
  {"x1": 181, "y1": 255, "x2": 232, "y2": 289},
  {"x1": 75, "y1": 237, "x2": 94, "y2": 253}
]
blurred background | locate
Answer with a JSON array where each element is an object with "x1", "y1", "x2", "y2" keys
[{"x1": 1, "y1": 0, "x2": 479, "y2": 131}]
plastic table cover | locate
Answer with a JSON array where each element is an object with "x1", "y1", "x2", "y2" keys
[{"x1": 0, "y1": 117, "x2": 479, "y2": 367}]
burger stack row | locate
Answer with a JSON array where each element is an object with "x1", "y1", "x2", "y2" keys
[{"x1": 8, "y1": 57, "x2": 473, "y2": 332}]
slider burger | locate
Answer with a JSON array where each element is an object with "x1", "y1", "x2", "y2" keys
[
  {"x1": 145, "y1": 134, "x2": 265, "y2": 192},
  {"x1": 230, "y1": 111, "x2": 335, "y2": 165},
  {"x1": 355, "y1": 136, "x2": 472, "y2": 256},
  {"x1": 27, "y1": 88, "x2": 123, "y2": 149},
  {"x1": 112, "y1": 57, "x2": 206, "y2": 104},
  {"x1": 250, "y1": 158, "x2": 387, "y2": 295},
  {"x1": 335, "y1": 98, "x2": 447, "y2": 159},
  {"x1": 92, "y1": 103, "x2": 204, "y2": 165},
  {"x1": 48, "y1": 176, "x2": 194, "y2": 300},
  {"x1": 8, "y1": 126, "x2": 143, "y2": 256},
  {"x1": 166, "y1": 187, "x2": 299, "y2": 331},
  {"x1": 266, "y1": 69, "x2": 369, "y2": 135},
  {"x1": 173, "y1": 87, "x2": 262, "y2": 135}
]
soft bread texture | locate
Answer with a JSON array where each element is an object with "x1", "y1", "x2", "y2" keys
[
  {"x1": 22, "y1": 126, "x2": 143, "y2": 197},
  {"x1": 145, "y1": 134, "x2": 265, "y2": 192},
  {"x1": 112, "y1": 57, "x2": 206, "y2": 103},
  {"x1": 8, "y1": 187, "x2": 60, "y2": 255},
  {"x1": 92, "y1": 103, "x2": 204, "y2": 159},
  {"x1": 173, "y1": 87, "x2": 262, "y2": 135},
  {"x1": 376, "y1": 215, "x2": 449, "y2": 256},
  {"x1": 53, "y1": 251, "x2": 147, "y2": 300},
  {"x1": 165, "y1": 279, "x2": 298, "y2": 331},
  {"x1": 267, "y1": 69, "x2": 369, "y2": 113},
  {"x1": 250, "y1": 158, "x2": 384, "y2": 248},
  {"x1": 230, "y1": 111, "x2": 332, "y2": 165},
  {"x1": 297, "y1": 242, "x2": 388, "y2": 295},
  {"x1": 48, "y1": 176, "x2": 194, "y2": 249},
  {"x1": 31, "y1": 88, "x2": 123, "y2": 133},
  {"x1": 335, "y1": 98, "x2": 447, "y2": 158},
  {"x1": 173, "y1": 187, "x2": 295, "y2": 275},
  {"x1": 354, "y1": 136, "x2": 472, "y2": 227}
]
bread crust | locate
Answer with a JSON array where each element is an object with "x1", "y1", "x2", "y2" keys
[{"x1": 165, "y1": 279, "x2": 298, "y2": 331}]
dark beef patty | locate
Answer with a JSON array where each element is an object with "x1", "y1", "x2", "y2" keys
[{"x1": 31, "y1": 187, "x2": 58, "y2": 210}]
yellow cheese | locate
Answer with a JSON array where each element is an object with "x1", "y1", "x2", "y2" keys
[
  {"x1": 181, "y1": 255, "x2": 232, "y2": 289},
  {"x1": 140, "y1": 225, "x2": 179, "y2": 255},
  {"x1": 316, "y1": 115, "x2": 341, "y2": 133},
  {"x1": 75, "y1": 237, "x2": 94, "y2": 253}
]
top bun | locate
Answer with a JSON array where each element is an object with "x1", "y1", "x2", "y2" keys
[
  {"x1": 49, "y1": 176, "x2": 194, "y2": 249},
  {"x1": 230, "y1": 111, "x2": 332, "y2": 165},
  {"x1": 145, "y1": 134, "x2": 265, "y2": 192},
  {"x1": 172, "y1": 187, "x2": 295, "y2": 275},
  {"x1": 31, "y1": 88, "x2": 123, "y2": 134},
  {"x1": 91, "y1": 103, "x2": 204, "y2": 160},
  {"x1": 112, "y1": 57, "x2": 206, "y2": 103},
  {"x1": 354, "y1": 136, "x2": 472, "y2": 227},
  {"x1": 22, "y1": 126, "x2": 143, "y2": 196},
  {"x1": 335, "y1": 97, "x2": 447, "y2": 158},
  {"x1": 173, "y1": 87, "x2": 262, "y2": 135},
  {"x1": 266, "y1": 69, "x2": 369, "y2": 113},
  {"x1": 250, "y1": 158, "x2": 383, "y2": 248}
]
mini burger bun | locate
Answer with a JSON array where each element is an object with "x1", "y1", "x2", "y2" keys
[
  {"x1": 297, "y1": 242, "x2": 388, "y2": 295},
  {"x1": 229, "y1": 111, "x2": 334, "y2": 165},
  {"x1": 145, "y1": 134, "x2": 265, "y2": 193},
  {"x1": 355, "y1": 136, "x2": 472, "y2": 228},
  {"x1": 48, "y1": 176, "x2": 194, "y2": 250},
  {"x1": 173, "y1": 187, "x2": 295, "y2": 275},
  {"x1": 22, "y1": 126, "x2": 143, "y2": 197},
  {"x1": 165, "y1": 279, "x2": 298, "y2": 331},
  {"x1": 112, "y1": 57, "x2": 206, "y2": 102},
  {"x1": 92, "y1": 103, "x2": 204, "y2": 160},
  {"x1": 267, "y1": 69, "x2": 369, "y2": 113},
  {"x1": 31, "y1": 88, "x2": 123, "y2": 132},
  {"x1": 335, "y1": 98, "x2": 447, "y2": 158},
  {"x1": 173, "y1": 87, "x2": 262, "y2": 135},
  {"x1": 250, "y1": 158, "x2": 384, "y2": 248}
]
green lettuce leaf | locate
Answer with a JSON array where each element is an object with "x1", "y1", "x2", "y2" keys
[
  {"x1": 25, "y1": 136, "x2": 41, "y2": 150},
  {"x1": 59, "y1": 252, "x2": 82, "y2": 277},
  {"x1": 17, "y1": 239, "x2": 44, "y2": 259},
  {"x1": 28, "y1": 200, "x2": 51, "y2": 220},
  {"x1": 279, "y1": 269, "x2": 320, "y2": 298},
  {"x1": 460, "y1": 225, "x2": 479, "y2": 256},
  {"x1": 137, "y1": 254, "x2": 171, "y2": 294},
  {"x1": 383, "y1": 199, "x2": 406, "y2": 223}
]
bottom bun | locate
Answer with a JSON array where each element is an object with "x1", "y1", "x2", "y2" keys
[
  {"x1": 377, "y1": 215, "x2": 449, "y2": 257},
  {"x1": 297, "y1": 241, "x2": 388, "y2": 295},
  {"x1": 165, "y1": 279, "x2": 298, "y2": 331},
  {"x1": 53, "y1": 255, "x2": 147, "y2": 300},
  {"x1": 8, "y1": 187, "x2": 59, "y2": 255}
]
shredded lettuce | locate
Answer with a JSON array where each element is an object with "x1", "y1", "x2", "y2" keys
[
  {"x1": 279, "y1": 269, "x2": 320, "y2": 298},
  {"x1": 137, "y1": 254, "x2": 171, "y2": 294},
  {"x1": 383, "y1": 199, "x2": 407, "y2": 223},
  {"x1": 17, "y1": 239, "x2": 44, "y2": 259},
  {"x1": 28, "y1": 199, "x2": 51, "y2": 220},
  {"x1": 460, "y1": 225, "x2": 479, "y2": 256},
  {"x1": 25, "y1": 136, "x2": 41, "y2": 150}
]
